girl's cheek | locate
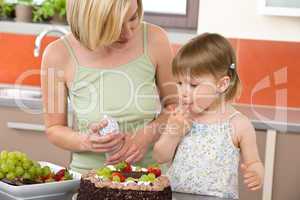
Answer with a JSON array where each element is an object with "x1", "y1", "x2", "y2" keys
[
  {"x1": 193, "y1": 91, "x2": 218, "y2": 109},
  {"x1": 194, "y1": 97, "x2": 212, "y2": 110}
]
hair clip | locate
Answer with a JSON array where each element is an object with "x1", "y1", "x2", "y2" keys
[{"x1": 229, "y1": 63, "x2": 235, "y2": 70}]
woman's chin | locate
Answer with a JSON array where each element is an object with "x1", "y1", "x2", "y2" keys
[{"x1": 110, "y1": 41, "x2": 129, "y2": 49}]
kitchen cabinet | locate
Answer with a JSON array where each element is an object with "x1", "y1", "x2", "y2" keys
[
  {"x1": 239, "y1": 130, "x2": 300, "y2": 200},
  {"x1": 272, "y1": 132, "x2": 300, "y2": 200},
  {"x1": 0, "y1": 106, "x2": 71, "y2": 167}
]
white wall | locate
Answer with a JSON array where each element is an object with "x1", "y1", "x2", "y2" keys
[{"x1": 197, "y1": 0, "x2": 300, "y2": 42}]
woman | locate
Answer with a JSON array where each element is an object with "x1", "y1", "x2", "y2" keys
[{"x1": 41, "y1": 0, "x2": 176, "y2": 173}]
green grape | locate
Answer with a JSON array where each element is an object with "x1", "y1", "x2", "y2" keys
[
  {"x1": 139, "y1": 174, "x2": 150, "y2": 182},
  {"x1": 42, "y1": 166, "x2": 51, "y2": 177},
  {"x1": 96, "y1": 167, "x2": 112, "y2": 178},
  {"x1": 7, "y1": 152, "x2": 17, "y2": 160},
  {"x1": 22, "y1": 172, "x2": 32, "y2": 180},
  {"x1": 6, "y1": 172, "x2": 16, "y2": 181},
  {"x1": 14, "y1": 151, "x2": 23, "y2": 161},
  {"x1": 20, "y1": 153, "x2": 28, "y2": 163},
  {"x1": 15, "y1": 166, "x2": 25, "y2": 177},
  {"x1": 115, "y1": 161, "x2": 126, "y2": 171},
  {"x1": 6, "y1": 158, "x2": 17, "y2": 166},
  {"x1": 7, "y1": 162, "x2": 15, "y2": 173},
  {"x1": 148, "y1": 173, "x2": 156, "y2": 181},
  {"x1": 125, "y1": 177, "x2": 136, "y2": 182},
  {"x1": 35, "y1": 167, "x2": 43, "y2": 177},
  {"x1": 0, "y1": 172, "x2": 4, "y2": 179},
  {"x1": 112, "y1": 176, "x2": 121, "y2": 182},
  {"x1": 1, "y1": 163, "x2": 9, "y2": 174},
  {"x1": 22, "y1": 160, "x2": 32, "y2": 170},
  {"x1": 33, "y1": 162, "x2": 41, "y2": 168},
  {"x1": 0, "y1": 151, "x2": 8, "y2": 160},
  {"x1": 28, "y1": 166, "x2": 37, "y2": 178},
  {"x1": 16, "y1": 161, "x2": 22, "y2": 167}
]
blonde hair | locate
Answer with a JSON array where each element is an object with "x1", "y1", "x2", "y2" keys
[
  {"x1": 67, "y1": 0, "x2": 143, "y2": 50},
  {"x1": 172, "y1": 33, "x2": 241, "y2": 101}
]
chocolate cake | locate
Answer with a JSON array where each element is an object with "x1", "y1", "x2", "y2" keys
[{"x1": 77, "y1": 162, "x2": 172, "y2": 200}]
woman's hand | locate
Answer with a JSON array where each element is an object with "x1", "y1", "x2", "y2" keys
[
  {"x1": 105, "y1": 132, "x2": 149, "y2": 165},
  {"x1": 241, "y1": 161, "x2": 264, "y2": 191},
  {"x1": 80, "y1": 120, "x2": 125, "y2": 153}
]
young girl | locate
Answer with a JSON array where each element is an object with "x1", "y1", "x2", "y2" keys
[{"x1": 153, "y1": 33, "x2": 264, "y2": 199}]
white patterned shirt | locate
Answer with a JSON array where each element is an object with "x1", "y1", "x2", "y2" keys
[{"x1": 167, "y1": 113, "x2": 240, "y2": 199}]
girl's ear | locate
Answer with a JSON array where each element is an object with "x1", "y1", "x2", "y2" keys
[{"x1": 217, "y1": 76, "x2": 230, "y2": 93}]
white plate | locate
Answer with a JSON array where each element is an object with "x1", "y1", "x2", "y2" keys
[
  {"x1": 72, "y1": 193, "x2": 78, "y2": 200},
  {"x1": 0, "y1": 161, "x2": 81, "y2": 200}
]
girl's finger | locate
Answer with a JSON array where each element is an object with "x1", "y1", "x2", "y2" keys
[
  {"x1": 240, "y1": 163, "x2": 248, "y2": 172},
  {"x1": 244, "y1": 176, "x2": 258, "y2": 184},
  {"x1": 250, "y1": 185, "x2": 262, "y2": 191},
  {"x1": 244, "y1": 172, "x2": 256, "y2": 178},
  {"x1": 165, "y1": 104, "x2": 176, "y2": 113},
  {"x1": 248, "y1": 180, "x2": 260, "y2": 188}
]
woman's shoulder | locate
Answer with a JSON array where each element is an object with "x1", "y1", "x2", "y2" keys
[
  {"x1": 42, "y1": 34, "x2": 71, "y2": 70},
  {"x1": 146, "y1": 23, "x2": 173, "y2": 67},
  {"x1": 146, "y1": 23, "x2": 170, "y2": 47}
]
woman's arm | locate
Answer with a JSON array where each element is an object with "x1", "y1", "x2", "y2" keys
[
  {"x1": 41, "y1": 40, "x2": 85, "y2": 151},
  {"x1": 232, "y1": 115, "x2": 264, "y2": 191},
  {"x1": 41, "y1": 39, "x2": 124, "y2": 153},
  {"x1": 106, "y1": 24, "x2": 178, "y2": 164},
  {"x1": 138, "y1": 24, "x2": 178, "y2": 143}
]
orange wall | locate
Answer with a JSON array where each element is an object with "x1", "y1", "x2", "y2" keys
[
  {"x1": 0, "y1": 33, "x2": 299, "y2": 108},
  {"x1": 0, "y1": 33, "x2": 56, "y2": 86}
]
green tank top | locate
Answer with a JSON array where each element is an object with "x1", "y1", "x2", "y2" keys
[{"x1": 62, "y1": 23, "x2": 159, "y2": 174}]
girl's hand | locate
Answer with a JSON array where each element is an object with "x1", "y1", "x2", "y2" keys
[
  {"x1": 81, "y1": 120, "x2": 125, "y2": 153},
  {"x1": 105, "y1": 132, "x2": 149, "y2": 165},
  {"x1": 165, "y1": 106, "x2": 192, "y2": 138},
  {"x1": 241, "y1": 162, "x2": 264, "y2": 191}
]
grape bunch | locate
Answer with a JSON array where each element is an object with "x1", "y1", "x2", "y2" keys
[{"x1": 0, "y1": 150, "x2": 70, "y2": 184}]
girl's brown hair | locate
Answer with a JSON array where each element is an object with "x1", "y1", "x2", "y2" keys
[{"x1": 172, "y1": 33, "x2": 241, "y2": 101}]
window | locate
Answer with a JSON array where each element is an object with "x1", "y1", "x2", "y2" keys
[
  {"x1": 258, "y1": 0, "x2": 300, "y2": 17},
  {"x1": 143, "y1": 0, "x2": 199, "y2": 30}
]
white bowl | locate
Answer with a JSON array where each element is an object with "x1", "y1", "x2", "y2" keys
[
  {"x1": 72, "y1": 193, "x2": 78, "y2": 200},
  {"x1": 0, "y1": 161, "x2": 81, "y2": 199}
]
